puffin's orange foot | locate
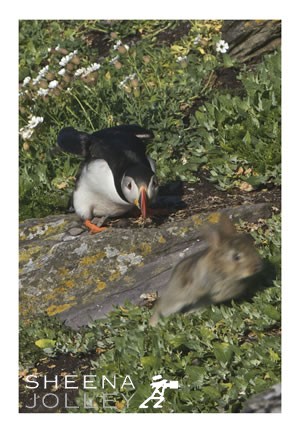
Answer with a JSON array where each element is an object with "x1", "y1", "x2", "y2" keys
[{"x1": 84, "y1": 219, "x2": 107, "y2": 234}]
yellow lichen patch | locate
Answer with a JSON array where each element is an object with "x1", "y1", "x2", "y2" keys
[
  {"x1": 207, "y1": 212, "x2": 221, "y2": 224},
  {"x1": 75, "y1": 269, "x2": 95, "y2": 284},
  {"x1": 19, "y1": 245, "x2": 42, "y2": 263},
  {"x1": 79, "y1": 252, "x2": 106, "y2": 266},
  {"x1": 96, "y1": 281, "x2": 107, "y2": 291},
  {"x1": 109, "y1": 271, "x2": 121, "y2": 282},
  {"x1": 19, "y1": 231, "x2": 27, "y2": 241},
  {"x1": 27, "y1": 225, "x2": 47, "y2": 235},
  {"x1": 179, "y1": 227, "x2": 189, "y2": 236},
  {"x1": 58, "y1": 267, "x2": 71, "y2": 277},
  {"x1": 46, "y1": 303, "x2": 75, "y2": 316},
  {"x1": 47, "y1": 277, "x2": 76, "y2": 296},
  {"x1": 138, "y1": 242, "x2": 152, "y2": 256},
  {"x1": 43, "y1": 221, "x2": 67, "y2": 238},
  {"x1": 64, "y1": 279, "x2": 75, "y2": 289},
  {"x1": 192, "y1": 215, "x2": 203, "y2": 227},
  {"x1": 157, "y1": 235, "x2": 166, "y2": 244}
]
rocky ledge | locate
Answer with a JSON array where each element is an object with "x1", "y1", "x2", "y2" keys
[{"x1": 20, "y1": 203, "x2": 274, "y2": 329}]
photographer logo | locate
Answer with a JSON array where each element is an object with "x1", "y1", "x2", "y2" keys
[{"x1": 139, "y1": 374, "x2": 179, "y2": 409}]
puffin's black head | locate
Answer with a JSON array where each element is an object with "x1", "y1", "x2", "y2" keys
[{"x1": 121, "y1": 165, "x2": 158, "y2": 218}]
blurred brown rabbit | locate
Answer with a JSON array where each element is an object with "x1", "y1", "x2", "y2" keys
[{"x1": 149, "y1": 214, "x2": 263, "y2": 326}]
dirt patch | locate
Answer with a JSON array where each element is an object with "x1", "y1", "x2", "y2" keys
[{"x1": 104, "y1": 178, "x2": 281, "y2": 229}]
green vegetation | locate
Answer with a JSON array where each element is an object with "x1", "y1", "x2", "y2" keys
[
  {"x1": 19, "y1": 215, "x2": 281, "y2": 413},
  {"x1": 19, "y1": 20, "x2": 281, "y2": 219},
  {"x1": 19, "y1": 21, "x2": 281, "y2": 413}
]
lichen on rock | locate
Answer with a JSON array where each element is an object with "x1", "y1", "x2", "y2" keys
[{"x1": 19, "y1": 203, "x2": 273, "y2": 328}]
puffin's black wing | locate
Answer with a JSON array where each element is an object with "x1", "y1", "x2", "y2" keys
[
  {"x1": 57, "y1": 125, "x2": 153, "y2": 161},
  {"x1": 57, "y1": 127, "x2": 91, "y2": 156}
]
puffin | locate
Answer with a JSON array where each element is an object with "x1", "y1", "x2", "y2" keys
[{"x1": 57, "y1": 124, "x2": 159, "y2": 233}]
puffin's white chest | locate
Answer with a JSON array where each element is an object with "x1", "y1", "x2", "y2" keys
[{"x1": 73, "y1": 159, "x2": 132, "y2": 219}]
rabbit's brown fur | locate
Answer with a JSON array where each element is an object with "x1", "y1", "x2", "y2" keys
[{"x1": 150, "y1": 215, "x2": 262, "y2": 326}]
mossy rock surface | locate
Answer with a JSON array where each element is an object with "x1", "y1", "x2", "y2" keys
[{"x1": 19, "y1": 203, "x2": 272, "y2": 328}]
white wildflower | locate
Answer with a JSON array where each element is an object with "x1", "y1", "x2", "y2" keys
[
  {"x1": 48, "y1": 80, "x2": 59, "y2": 89},
  {"x1": 47, "y1": 47, "x2": 52, "y2": 52},
  {"x1": 32, "y1": 65, "x2": 49, "y2": 85},
  {"x1": 39, "y1": 65, "x2": 49, "y2": 76},
  {"x1": 84, "y1": 62, "x2": 101, "y2": 76},
  {"x1": 20, "y1": 115, "x2": 44, "y2": 140},
  {"x1": 109, "y1": 55, "x2": 120, "y2": 64},
  {"x1": 124, "y1": 44, "x2": 129, "y2": 51},
  {"x1": 216, "y1": 40, "x2": 229, "y2": 54},
  {"x1": 176, "y1": 55, "x2": 187, "y2": 63},
  {"x1": 55, "y1": 44, "x2": 60, "y2": 51},
  {"x1": 113, "y1": 40, "x2": 122, "y2": 50},
  {"x1": 59, "y1": 50, "x2": 78, "y2": 66},
  {"x1": 23, "y1": 76, "x2": 31, "y2": 86},
  {"x1": 28, "y1": 115, "x2": 44, "y2": 129},
  {"x1": 193, "y1": 34, "x2": 201, "y2": 45},
  {"x1": 118, "y1": 73, "x2": 137, "y2": 88},
  {"x1": 59, "y1": 55, "x2": 70, "y2": 67},
  {"x1": 119, "y1": 79, "x2": 127, "y2": 88},
  {"x1": 74, "y1": 63, "x2": 101, "y2": 78},
  {"x1": 20, "y1": 128, "x2": 34, "y2": 140},
  {"x1": 74, "y1": 67, "x2": 86, "y2": 77},
  {"x1": 128, "y1": 73, "x2": 137, "y2": 80},
  {"x1": 37, "y1": 88, "x2": 49, "y2": 96},
  {"x1": 181, "y1": 156, "x2": 188, "y2": 165},
  {"x1": 58, "y1": 68, "x2": 66, "y2": 76}
]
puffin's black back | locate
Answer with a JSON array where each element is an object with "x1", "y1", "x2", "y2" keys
[
  {"x1": 89, "y1": 125, "x2": 152, "y2": 167},
  {"x1": 58, "y1": 124, "x2": 153, "y2": 159}
]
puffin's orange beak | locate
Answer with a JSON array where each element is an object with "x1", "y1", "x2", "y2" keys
[{"x1": 139, "y1": 186, "x2": 148, "y2": 219}]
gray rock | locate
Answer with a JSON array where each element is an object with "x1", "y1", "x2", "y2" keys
[
  {"x1": 242, "y1": 383, "x2": 281, "y2": 413},
  {"x1": 19, "y1": 203, "x2": 273, "y2": 328},
  {"x1": 222, "y1": 20, "x2": 281, "y2": 62},
  {"x1": 68, "y1": 227, "x2": 85, "y2": 236}
]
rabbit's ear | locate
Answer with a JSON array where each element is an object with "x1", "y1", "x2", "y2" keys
[
  {"x1": 206, "y1": 227, "x2": 222, "y2": 248},
  {"x1": 218, "y1": 214, "x2": 236, "y2": 236}
]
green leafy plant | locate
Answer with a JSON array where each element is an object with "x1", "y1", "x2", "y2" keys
[
  {"x1": 19, "y1": 20, "x2": 281, "y2": 219},
  {"x1": 19, "y1": 215, "x2": 281, "y2": 413}
]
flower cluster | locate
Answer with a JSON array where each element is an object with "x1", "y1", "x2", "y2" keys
[
  {"x1": 74, "y1": 63, "x2": 101, "y2": 78},
  {"x1": 113, "y1": 40, "x2": 129, "y2": 53},
  {"x1": 30, "y1": 65, "x2": 49, "y2": 86},
  {"x1": 20, "y1": 46, "x2": 104, "y2": 104},
  {"x1": 20, "y1": 115, "x2": 44, "y2": 140},
  {"x1": 59, "y1": 50, "x2": 78, "y2": 67}
]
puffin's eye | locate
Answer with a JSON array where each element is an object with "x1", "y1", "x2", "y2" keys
[{"x1": 127, "y1": 182, "x2": 132, "y2": 190}]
